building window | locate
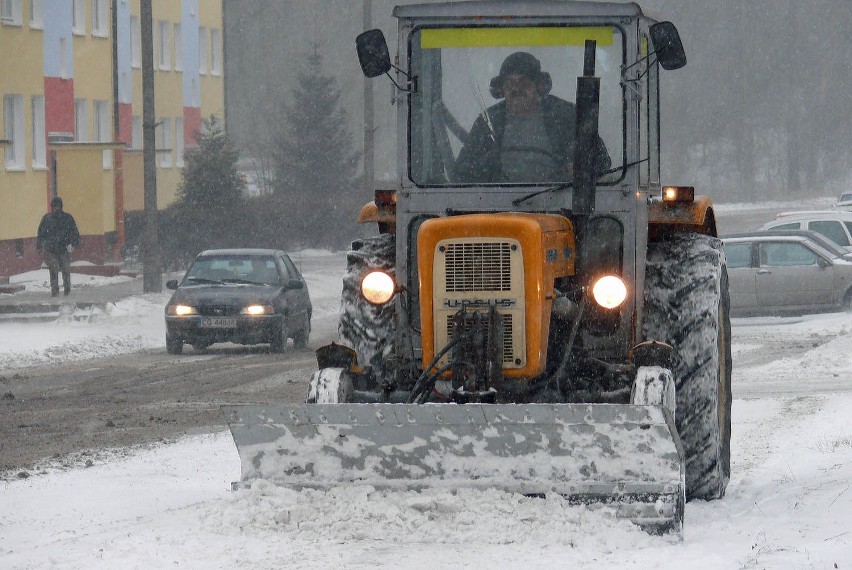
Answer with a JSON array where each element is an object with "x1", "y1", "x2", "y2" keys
[
  {"x1": 131, "y1": 115, "x2": 141, "y2": 149},
  {"x1": 157, "y1": 20, "x2": 171, "y2": 70},
  {"x1": 175, "y1": 117, "x2": 184, "y2": 166},
  {"x1": 91, "y1": 0, "x2": 107, "y2": 37},
  {"x1": 156, "y1": 117, "x2": 172, "y2": 167},
  {"x1": 28, "y1": 0, "x2": 42, "y2": 28},
  {"x1": 15, "y1": 238, "x2": 24, "y2": 258},
  {"x1": 94, "y1": 100, "x2": 111, "y2": 168},
  {"x1": 74, "y1": 99, "x2": 88, "y2": 141},
  {"x1": 173, "y1": 23, "x2": 183, "y2": 71},
  {"x1": 31, "y1": 95, "x2": 45, "y2": 168},
  {"x1": 198, "y1": 26, "x2": 208, "y2": 75},
  {"x1": 130, "y1": 15, "x2": 140, "y2": 68},
  {"x1": 210, "y1": 28, "x2": 222, "y2": 76},
  {"x1": 1, "y1": 0, "x2": 22, "y2": 25},
  {"x1": 72, "y1": 0, "x2": 85, "y2": 35},
  {"x1": 4, "y1": 94, "x2": 24, "y2": 169}
]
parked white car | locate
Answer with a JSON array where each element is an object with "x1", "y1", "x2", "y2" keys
[
  {"x1": 835, "y1": 191, "x2": 852, "y2": 210},
  {"x1": 760, "y1": 211, "x2": 852, "y2": 252}
]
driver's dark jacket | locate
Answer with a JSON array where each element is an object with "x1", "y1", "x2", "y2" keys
[{"x1": 453, "y1": 94, "x2": 611, "y2": 183}]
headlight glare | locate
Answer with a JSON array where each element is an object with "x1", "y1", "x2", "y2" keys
[
  {"x1": 169, "y1": 304, "x2": 197, "y2": 316},
  {"x1": 361, "y1": 271, "x2": 395, "y2": 305},
  {"x1": 592, "y1": 275, "x2": 627, "y2": 309},
  {"x1": 241, "y1": 304, "x2": 272, "y2": 316}
]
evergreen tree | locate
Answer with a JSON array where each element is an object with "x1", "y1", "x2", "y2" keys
[
  {"x1": 269, "y1": 47, "x2": 362, "y2": 249},
  {"x1": 177, "y1": 117, "x2": 245, "y2": 210},
  {"x1": 160, "y1": 117, "x2": 248, "y2": 269}
]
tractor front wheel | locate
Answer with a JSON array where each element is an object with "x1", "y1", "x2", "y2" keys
[{"x1": 643, "y1": 232, "x2": 732, "y2": 501}]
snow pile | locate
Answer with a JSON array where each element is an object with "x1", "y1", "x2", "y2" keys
[
  {"x1": 9, "y1": 268, "x2": 134, "y2": 292},
  {"x1": 206, "y1": 482, "x2": 656, "y2": 547},
  {"x1": 0, "y1": 294, "x2": 170, "y2": 371}
]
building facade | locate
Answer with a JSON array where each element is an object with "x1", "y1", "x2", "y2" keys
[{"x1": 0, "y1": 0, "x2": 224, "y2": 276}]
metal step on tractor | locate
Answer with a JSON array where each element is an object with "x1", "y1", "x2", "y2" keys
[{"x1": 224, "y1": 1, "x2": 732, "y2": 534}]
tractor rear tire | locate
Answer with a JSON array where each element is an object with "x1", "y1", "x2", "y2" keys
[
  {"x1": 338, "y1": 233, "x2": 396, "y2": 376},
  {"x1": 643, "y1": 232, "x2": 732, "y2": 501}
]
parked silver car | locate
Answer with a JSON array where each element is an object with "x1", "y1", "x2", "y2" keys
[{"x1": 722, "y1": 231, "x2": 852, "y2": 316}]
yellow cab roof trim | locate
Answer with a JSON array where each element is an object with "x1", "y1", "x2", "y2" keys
[{"x1": 420, "y1": 27, "x2": 614, "y2": 49}]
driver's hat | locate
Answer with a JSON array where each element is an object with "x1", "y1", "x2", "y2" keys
[{"x1": 490, "y1": 52, "x2": 552, "y2": 98}]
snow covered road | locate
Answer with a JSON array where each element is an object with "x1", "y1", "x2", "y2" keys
[{"x1": 1, "y1": 249, "x2": 850, "y2": 568}]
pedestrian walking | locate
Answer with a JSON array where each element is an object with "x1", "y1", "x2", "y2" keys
[{"x1": 36, "y1": 197, "x2": 80, "y2": 297}]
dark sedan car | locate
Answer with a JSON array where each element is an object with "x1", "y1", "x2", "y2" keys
[
  {"x1": 722, "y1": 231, "x2": 852, "y2": 316},
  {"x1": 165, "y1": 249, "x2": 312, "y2": 354}
]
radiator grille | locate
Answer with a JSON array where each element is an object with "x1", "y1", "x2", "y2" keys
[
  {"x1": 444, "y1": 242, "x2": 512, "y2": 292},
  {"x1": 446, "y1": 313, "x2": 514, "y2": 363},
  {"x1": 196, "y1": 305, "x2": 241, "y2": 317}
]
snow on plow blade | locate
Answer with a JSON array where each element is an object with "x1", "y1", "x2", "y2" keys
[{"x1": 223, "y1": 403, "x2": 685, "y2": 533}]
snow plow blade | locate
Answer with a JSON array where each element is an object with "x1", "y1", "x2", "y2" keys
[{"x1": 223, "y1": 403, "x2": 685, "y2": 533}]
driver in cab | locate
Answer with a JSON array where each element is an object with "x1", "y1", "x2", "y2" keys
[{"x1": 454, "y1": 51, "x2": 611, "y2": 183}]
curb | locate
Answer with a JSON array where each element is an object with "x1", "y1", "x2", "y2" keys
[{"x1": 0, "y1": 302, "x2": 111, "y2": 323}]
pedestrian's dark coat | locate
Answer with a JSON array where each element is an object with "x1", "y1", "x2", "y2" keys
[{"x1": 37, "y1": 210, "x2": 80, "y2": 255}]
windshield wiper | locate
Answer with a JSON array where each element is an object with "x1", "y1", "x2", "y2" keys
[
  {"x1": 511, "y1": 159, "x2": 647, "y2": 207},
  {"x1": 512, "y1": 180, "x2": 573, "y2": 206},
  {"x1": 221, "y1": 278, "x2": 267, "y2": 286},
  {"x1": 185, "y1": 276, "x2": 223, "y2": 285}
]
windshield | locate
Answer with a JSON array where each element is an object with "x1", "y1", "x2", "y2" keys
[
  {"x1": 184, "y1": 256, "x2": 280, "y2": 286},
  {"x1": 409, "y1": 26, "x2": 624, "y2": 186}
]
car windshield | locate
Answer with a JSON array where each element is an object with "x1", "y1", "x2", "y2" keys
[
  {"x1": 184, "y1": 256, "x2": 279, "y2": 286},
  {"x1": 408, "y1": 25, "x2": 624, "y2": 186}
]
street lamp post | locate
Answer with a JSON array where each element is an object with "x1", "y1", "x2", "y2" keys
[{"x1": 140, "y1": 0, "x2": 161, "y2": 292}]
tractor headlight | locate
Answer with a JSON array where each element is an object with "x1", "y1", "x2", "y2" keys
[
  {"x1": 241, "y1": 304, "x2": 273, "y2": 316},
  {"x1": 361, "y1": 271, "x2": 395, "y2": 305},
  {"x1": 592, "y1": 275, "x2": 627, "y2": 309},
  {"x1": 168, "y1": 304, "x2": 197, "y2": 316}
]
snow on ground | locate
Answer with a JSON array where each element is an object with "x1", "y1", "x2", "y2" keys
[
  {"x1": 0, "y1": 294, "x2": 170, "y2": 370},
  {"x1": 1, "y1": 250, "x2": 851, "y2": 568},
  {"x1": 712, "y1": 195, "x2": 837, "y2": 214},
  {"x1": 9, "y1": 267, "x2": 135, "y2": 292}
]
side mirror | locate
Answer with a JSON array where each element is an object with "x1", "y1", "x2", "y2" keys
[
  {"x1": 166, "y1": 279, "x2": 179, "y2": 290},
  {"x1": 817, "y1": 257, "x2": 832, "y2": 268},
  {"x1": 356, "y1": 29, "x2": 391, "y2": 78},
  {"x1": 650, "y1": 21, "x2": 687, "y2": 70},
  {"x1": 286, "y1": 279, "x2": 304, "y2": 290}
]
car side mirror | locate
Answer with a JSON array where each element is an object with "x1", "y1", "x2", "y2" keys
[
  {"x1": 166, "y1": 279, "x2": 179, "y2": 290},
  {"x1": 356, "y1": 29, "x2": 391, "y2": 78},
  {"x1": 650, "y1": 21, "x2": 687, "y2": 70},
  {"x1": 817, "y1": 257, "x2": 832, "y2": 268},
  {"x1": 286, "y1": 279, "x2": 304, "y2": 290}
]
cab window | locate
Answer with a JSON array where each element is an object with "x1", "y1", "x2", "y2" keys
[{"x1": 409, "y1": 26, "x2": 624, "y2": 186}]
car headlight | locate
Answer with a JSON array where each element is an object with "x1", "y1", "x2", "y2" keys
[
  {"x1": 167, "y1": 304, "x2": 197, "y2": 316},
  {"x1": 591, "y1": 275, "x2": 627, "y2": 309},
  {"x1": 241, "y1": 304, "x2": 273, "y2": 316},
  {"x1": 361, "y1": 271, "x2": 395, "y2": 305}
]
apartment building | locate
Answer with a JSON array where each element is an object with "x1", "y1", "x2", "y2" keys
[{"x1": 0, "y1": 0, "x2": 224, "y2": 275}]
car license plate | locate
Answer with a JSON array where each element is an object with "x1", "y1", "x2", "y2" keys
[{"x1": 200, "y1": 317, "x2": 237, "y2": 328}]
